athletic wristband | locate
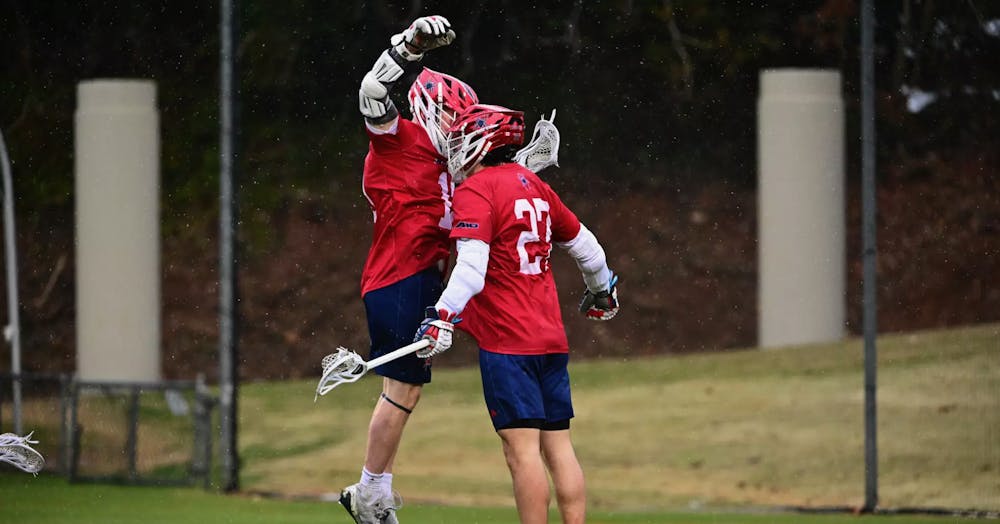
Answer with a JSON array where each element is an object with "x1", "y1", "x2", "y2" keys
[
  {"x1": 389, "y1": 38, "x2": 423, "y2": 62},
  {"x1": 367, "y1": 99, "x2": 398, "y2": 125}
]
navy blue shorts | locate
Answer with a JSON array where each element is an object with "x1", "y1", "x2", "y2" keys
[
  {"x1": 479, "y1": 350, "x2": 574, "y2": 431},
  {"x1": 363, "y1": 267, "x2": 444, "y2": 385}
]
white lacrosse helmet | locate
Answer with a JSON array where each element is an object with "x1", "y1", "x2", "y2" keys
[
  {"x1": 407, "y1": 68, "x2": 479, "y2": 156},
  {"x1": 446, "y1": 103, "x2": 526, "y2": 182}
]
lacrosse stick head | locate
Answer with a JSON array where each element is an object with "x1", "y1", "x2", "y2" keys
[
  {"x1": 513, "y1": 109, "x2": 560, "y2": 173},
  {"x1": 314, "y1": 347, "x2": 367, "y2": 400},
  {"x1": 0, "y1": 432, "x2": 45, "y2": 475}
]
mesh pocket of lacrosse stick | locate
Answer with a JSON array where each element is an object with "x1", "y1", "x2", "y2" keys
[
  {"x1": 514, "y1": 109, "x2": 560, "y2": 173},
  {"x1": 0, "y1": 432, "x2": 45, "y2": 475},
  {"x1": 314, "y1": 347, "x2": 367, "y2": 400}
]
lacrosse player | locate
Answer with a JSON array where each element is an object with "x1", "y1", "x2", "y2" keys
[
  {"x1": 339, "y1": 15, "x2": 478, "y2": 524},
  {"x1": 414, "y1": 104, "x2": 620, "y2": 524}
]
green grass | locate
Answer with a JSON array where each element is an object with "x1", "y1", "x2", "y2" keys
[
  {"x1": 240, "y1": 323, "x2": 999, "y2": 511},
  {"x1": 3, "y1": 323, "x2": 998, "y2": 521},
  {"x1": 0, "y1": 473, "x2": 957, "y2": 523}
]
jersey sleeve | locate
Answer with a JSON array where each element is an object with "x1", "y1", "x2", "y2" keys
[
  {"x1": 450, "y1": 179, "x2": 495, "y2": 243},
  {"x1": 366, "y1": 119, "x2": 416, "y2": 154},
  {"x1": 544, "y1": 183, "x2": 581, "y2": 243}
]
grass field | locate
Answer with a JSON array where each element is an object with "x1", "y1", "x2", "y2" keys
[
  {"x1": 2, "y1": 323, "x2": 998, "y2": 521},
  {"x1": 0, "y1": 473, "x2": 962, "y2": 523},
  {"x1": 238, "y1": 323, "x2": 999, "y2": 511}
]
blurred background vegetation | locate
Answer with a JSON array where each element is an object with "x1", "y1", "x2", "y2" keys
[{"x1": 1, "y1": 0, "x2": 998, "y2": 379}]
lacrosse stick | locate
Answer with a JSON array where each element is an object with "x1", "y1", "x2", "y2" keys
[
  {"x1": 314, "y1": 339, "x2": 431, "y2": 400},
  {"x1": 514, "y1": 109, "x2": 560, "y2": 173},
  {"x1": 0, "y1": 431, "x2": 45, "y2": 475}
]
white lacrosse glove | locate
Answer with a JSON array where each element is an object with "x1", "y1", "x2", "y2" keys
[
  {"x1": 414, "y1": 307, "x2": 460, "y2": 358},
  {"x1": 391, "y1": 15, "x2": 455, "y2": 60},
  {"x1": 579, "y1": 272, "x2": 620, "y2": 321}
]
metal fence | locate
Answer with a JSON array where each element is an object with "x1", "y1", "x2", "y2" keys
[{"x1": 1, "y1": 373, "x2": 216, "y2": 488}]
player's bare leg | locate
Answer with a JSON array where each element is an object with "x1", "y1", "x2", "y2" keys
[
  {"x1": 541, "y1": 429, "x2": 586, "y2": 524},
  {"x1": 365, "y1": 377, "x2": 421, "y2": 473},
  {"x1": 498, "y1": 427, "x2": 550, "y2": 524},
  {"x1": 341, "y1": 378, "x2": 419, "y2": 523}
]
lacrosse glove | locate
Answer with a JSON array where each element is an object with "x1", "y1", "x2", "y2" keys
[
  {"x1": 579, "y1": 272, "x2": 620, "y2": 321},
  {"x1": 414, "y1": 307, "x2": 461, "y2": 358},
  {"x1": 391, "y1": 15, "x2": 455, "y2": 60}
]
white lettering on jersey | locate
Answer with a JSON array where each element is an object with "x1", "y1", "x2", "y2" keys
[
  {"x1": 362, "y1": 172, "x2": 377, "y2": 223},
  {"x1": 514, "y1": 198, "x2": 552, "y2": 275},
  {"x1": 438, "y1": 170, "x2": 453, "y2": 230}
]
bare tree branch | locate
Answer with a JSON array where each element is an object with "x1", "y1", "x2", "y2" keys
[
  {"x1": 913, "y1": 0, "x2": 937, "y2": 84},
  {"x1": 965, "y1": 0, "x2": 986, "y2": 27},
  {"x1": 564, "y1": 0, "x2": 584, "y2": 57},
  {"x1": 664, "y1": 0, "x2": 694, "y2": 98},
  {"x1": 892, "y1": 0, "x2": 913, "y2": 91},
  {"x1": 406, "y1": 0, "x2": 424, "y2": 23},
  {"x1": 458, "y1": 0, "x2": 487, "y2": 79}
]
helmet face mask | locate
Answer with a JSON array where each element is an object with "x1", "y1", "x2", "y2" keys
[
  {"x1": 446, "y1": 104, "x2": 525, "y2": 183},
  {"x1": 407, "y1": 68, "x2": 478, "y2": 156}
]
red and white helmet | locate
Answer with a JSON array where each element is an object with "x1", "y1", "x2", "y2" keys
[
  {"x1": 445, "y1": 103, "x2": 525, "y2": 182},
  {"x1": 407, "y1": 68, "x2": 479, "y2": 156}
]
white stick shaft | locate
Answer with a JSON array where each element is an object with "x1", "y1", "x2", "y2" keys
[{"x1": 366, "y1": 339, "x2": 431, "y2": 370}]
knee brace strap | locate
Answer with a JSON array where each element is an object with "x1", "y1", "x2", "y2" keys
[{"x1": 380, "y1": 392, "x2": 413, "y2": 414}]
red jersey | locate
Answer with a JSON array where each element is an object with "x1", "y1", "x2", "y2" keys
[
  {"x1": 450, "y1": 163, "x2": 582, "y2": 355},
  {"x1": 360, "y1": 119, "x2": 453, "y2": 296}
]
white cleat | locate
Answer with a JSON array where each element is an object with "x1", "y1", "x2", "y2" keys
[{"x1": 339, "y1": 483, "x2": 402, "y2": 524}]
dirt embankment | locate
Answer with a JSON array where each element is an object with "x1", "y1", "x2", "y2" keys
[{"x1": 7, "y1": 150, "x2": 1000, "y2": 381}]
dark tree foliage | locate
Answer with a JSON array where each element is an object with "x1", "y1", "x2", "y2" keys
[
  {"x1": 1, "y1": 0, "x2": 997, "y2": 226},
  {"x1": 1, "y1": 1, "x2": 218, "y2": 231},
  {"x1": 0, "y1": 0, "x2": 997, "y2": 376},
  {"x1": 877, "y1": 0, "x2": 1000, "y2": 156}
]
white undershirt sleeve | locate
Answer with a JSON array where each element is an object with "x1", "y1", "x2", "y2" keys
[
  {"x1": 436, "y1": 238, "x2": 490, "y2": 316},
  {"x1": 556, "y1": 223, "x2": 611, "y2": 293},
  {"x1": 365, "y1": 118, "x2": 400, "y2": 135}
]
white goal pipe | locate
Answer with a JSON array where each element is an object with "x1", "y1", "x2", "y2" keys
[
  {"x1": 0, "y1": 129, "x2": 23, "y2": 434},
  {"x1": 757, "y1": 69, "x2": 846, "y2": 348},
  {"x1": 75, "y1": 80, "x2": 161, "y2": 382}
]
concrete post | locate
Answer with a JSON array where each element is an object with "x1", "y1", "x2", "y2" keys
[
  {"x1": 757, "y1": 69, "x2": 845, "y2": 348},
  {"x1": 75, "y1": 79, "x2": 161, "y2": 381}
]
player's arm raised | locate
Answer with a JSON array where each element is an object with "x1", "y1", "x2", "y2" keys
[{"x1": 359, "y1": 15, "x2": 456, "y2": 130}]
